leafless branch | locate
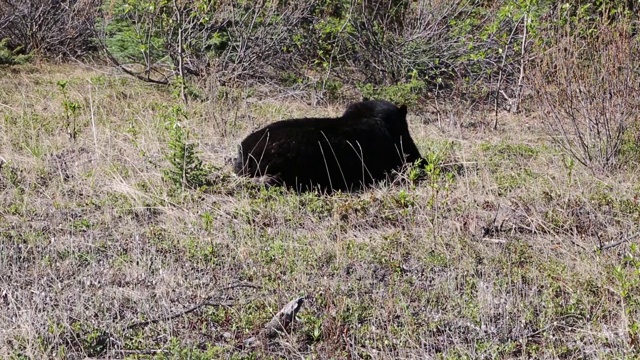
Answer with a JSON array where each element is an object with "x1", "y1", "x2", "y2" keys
[{"x1": 125, "y1": 282, "x2": 260, "y2": 330}]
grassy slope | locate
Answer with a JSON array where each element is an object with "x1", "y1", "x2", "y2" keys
[{"x1": 1, "y1": 64, "x2": 639, "y2": 359}]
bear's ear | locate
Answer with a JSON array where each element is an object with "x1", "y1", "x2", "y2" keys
[
  {"x1": 362, "y1": 97, "x2": 370, "y2": 102},
  {"x1": 399, "y1": 104, "x2": 407, "y2": 116}
]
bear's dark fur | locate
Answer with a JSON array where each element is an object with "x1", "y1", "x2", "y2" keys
[{"x1": 234, "y1": 100, "x2": 424, "y2": 192}]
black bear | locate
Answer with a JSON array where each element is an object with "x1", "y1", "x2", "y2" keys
[{"x1": 234, "y1": 99, "x2": 425, "y2": 192}]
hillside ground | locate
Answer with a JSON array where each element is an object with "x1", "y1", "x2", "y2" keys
[{"x1": 1, "y1": 64, "x2": 639, "y2": 359}]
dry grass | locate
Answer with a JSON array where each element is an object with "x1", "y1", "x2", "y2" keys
[{"x1": 1, "y1": 64, "x2": 639, "y2": 359}]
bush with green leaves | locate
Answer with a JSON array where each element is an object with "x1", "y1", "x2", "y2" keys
[
  {"x1": 95, "y1": 0, "x2": 476, "y2": 99},
  {"x1": 56, "y1": 80, "x2": 82, "y2": 141},
  {"x1": 359, "y1": 74, "x2": 426, "y2": 107},
  {"x1": 93, "y1": 0, "x2": 639, "y2": 107},
  {"x1": 0, "y1": 38, "x2": 31, "y2": 65},
  {"x1": 162, "y1": 106, "x2": 214, "y2": 190},
  {"x1": 99, "y1": 0, "x2": 168, "y2": 65}
]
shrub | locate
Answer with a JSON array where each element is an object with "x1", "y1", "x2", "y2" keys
[
  {"x1": 358, "y1": 75, "x2": 426, "y2": 107},
  {"x1": 0, "y1": 0, "x2": 100, "y2": 58},
  {"x1": 96, "y1": 0, "x2": 486, "y2": 102},
  {"x1": 0, "y1": 38, "x2": 31, "y2": 65},
  {"x1": 162, "y1": 106, "x2": 214, "y2": 190},
  {"x1": 532, "y1": 24, "x2": 640, "y2": 172}
]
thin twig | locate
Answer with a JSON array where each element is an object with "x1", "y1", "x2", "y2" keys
[
  {"x1": 494, "y1": 14, "x2": 525, "y2": 129},
  {"x1": 108, "y1": 349, "x2": 170, "y2": 356},
  {"x1": 173, "y1": 0, "x2": 188, "y2": 107},
  {"x1": 125, "y1": 300, "x2": 236, "y2": 330},
  {"x1": 512, "y1": 12, "x2": 529, "y2": 113},
  {"x1": 87, "y1": 81, "x2": 98, "y2": 159},
  {"x1": 125, "y1": 283, "x2": 260, "y2": 330},
  {"x1": 599, "y1": 232, "x2": 640, "y2": 251},
  {"x1": 93, "y1": 31, "x2": 170, "y2": 85},
  {"x1": 0, "y1": 102, "x2": 18, "y2": 111}
]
